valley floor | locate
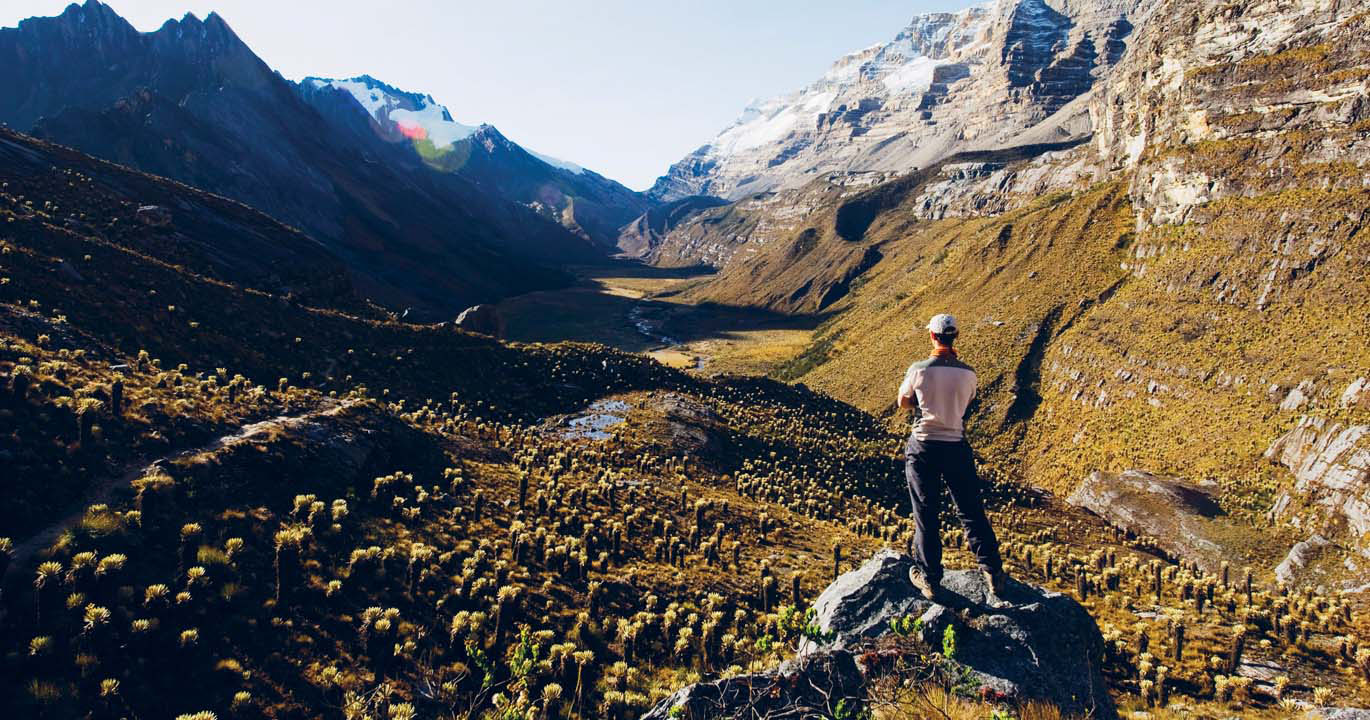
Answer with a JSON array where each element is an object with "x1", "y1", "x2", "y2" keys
[{"x1": 497, "y1": 262, "x2": 820, "y2": 375}]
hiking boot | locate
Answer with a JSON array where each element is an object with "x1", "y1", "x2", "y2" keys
[
  {"x1": 981, "y1": 567, "x2": 1009, "y2": 599},
  {"x1": 909, "y1": 566, "x2": 939, "y2": 601}
]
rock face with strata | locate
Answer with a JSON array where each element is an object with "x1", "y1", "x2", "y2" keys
[
  {"x1": 643, "y1": 550, "x2": 1116, "y2": 720},
  {"x1": 1268, "y1": 418, "x2": 1370, "y2": 562}
]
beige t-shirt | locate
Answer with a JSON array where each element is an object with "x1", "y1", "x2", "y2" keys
[{"x1": 897, "y1": 354, "x2": 977, "y2": 441}]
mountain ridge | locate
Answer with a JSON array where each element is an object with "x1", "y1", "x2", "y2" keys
[{"x1": 0, "y1": 0, "x2": 649, "y2": 318}]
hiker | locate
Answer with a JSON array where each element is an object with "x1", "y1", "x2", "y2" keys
[{"x1": 897, "y1": 313, "x2": 1007, "y2": 602}]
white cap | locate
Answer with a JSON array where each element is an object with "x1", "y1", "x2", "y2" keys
[{"x1": 926, "y1": 313, "x2": 958, "y2": 335}]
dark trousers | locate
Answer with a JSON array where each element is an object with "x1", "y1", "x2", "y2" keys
[{"x1": 904, "y1": 436, "x2": 1002, "y2": 582}]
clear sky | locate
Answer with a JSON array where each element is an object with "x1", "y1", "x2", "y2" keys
[{"x1": 4, "y1": 0, "x2": 976, "y2": 190}]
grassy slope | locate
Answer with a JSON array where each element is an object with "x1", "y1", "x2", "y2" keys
[{"x1": 770, "y1": 166, "x2": 1370, "y2": 560}]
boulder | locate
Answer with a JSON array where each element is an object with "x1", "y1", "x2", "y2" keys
[
  {"x1": 454, "y1": 304, "x2": 504, "y2": 338},
  {"x1": 641, "y1": 392, "x2": 726, "y2": 465},
  {"x1": 802, "y1": 550, "x2": 1116, "y2": 719},
  {"x1": 55, "y1": 258, "x2": 85, "y2": 283},
  {"x1": 1341, "y1": 378, "x2": 1368, "y2": 409},
  {"x1": 643, "y1": 550, "x2": 1117, "y2": 720},
  {"x1": 639, "y1": 648, "x2": 865, "y2": 720},
  {"x1": 1281, "y1": 379, "x2": 1317, "y2": 411},
  {"x1": 1275, "y1": 534, "x2": 1332, "y2": 585}
]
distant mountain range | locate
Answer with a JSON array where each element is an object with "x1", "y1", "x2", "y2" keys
[
  {"x1": 0, "y1": 0, "x2": 650, "y2": 318},
  {"x1": 649, "y1": 0, "x2": 1130, "y2": 202},
  {"x1": 297, "y1": 75, "x2": 648, "y2": 250}
]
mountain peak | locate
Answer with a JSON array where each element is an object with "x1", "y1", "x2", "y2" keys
[
  {"x1": 155, "y1": 7, "x2": 246, "y2": 46},
  {"x1": 40, "y1": 0, "x2": 137, "y2": 38},
  {"x1": 69, "y1": 0, "x2": 116, "y2": 17}
]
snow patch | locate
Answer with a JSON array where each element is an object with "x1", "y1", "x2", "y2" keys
[
  {"x1": 310, "y1": 76, "x2": 478, "y2": 148},
  {"x1": 881, "y1": 55, "x2": 940, "y2": 93},
  {"x1": 530, "y1": 150, "x2": 586, "y2": 175}
]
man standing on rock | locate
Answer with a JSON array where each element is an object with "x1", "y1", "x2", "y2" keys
[{"x1": 897, "y1": 313, "x2": 1008, "y2": 602}]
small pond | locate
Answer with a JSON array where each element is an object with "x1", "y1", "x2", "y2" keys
[{"x1": 562, "y1": 399, "x2": 631, "y2": 440}]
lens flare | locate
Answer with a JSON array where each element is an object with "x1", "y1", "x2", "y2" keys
[{"x1": 396, "y1": 121, "x2": 428, "y2": 142}]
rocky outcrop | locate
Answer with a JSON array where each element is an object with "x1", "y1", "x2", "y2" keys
[
  {"x1": 454, "y1": 304, "x2": 504, "y2": 338},
  {"x1": 615, "y1": 195, "x2": 729, "y2": 260},
  {"x1": 1276, "y1": 534, "x2": 1333, "y2": 585},
  {"x1": 1268, "y1": 418, "x2": 1370, "y2": 559},
  {"x1": 911, "y1": 144, "x2": 1103, "y2": 219},
  {"x1": 804, "y1": 550, "x2": 1116, "y2": 717},
  {"x1": 134, "y1": 204, "x2": 172, "y2": 227},
  {"x1": 627, "y1": 175, "x2": 862, "y2": 272},
  {"x1": 1065, "y1": 470, "x2": 1251, "y2": 573},
  {"x1": 639, "y1": 650, "x2": 865, "y2": 720},
  {"x1": 1342, "y1": 378, "x2": 1369, "y2": 410},
  {"x1": 643, "y1": 550, "x2": 1117, "y2": 720}
]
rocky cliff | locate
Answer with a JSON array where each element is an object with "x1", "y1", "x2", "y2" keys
[{"x1": 1266, "y1": 412, "x2": 1370, "y2": 585}]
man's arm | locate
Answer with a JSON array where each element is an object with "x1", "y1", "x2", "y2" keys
[
  {"x1": 962, "y1": 375, "x2": 979, "y2": 423},
  {"x1": 896, "y1": 367, "x2": 919, "y2": 410}
]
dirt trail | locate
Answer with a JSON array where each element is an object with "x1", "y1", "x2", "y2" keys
[{"x1": 5, "y1": 399, "x2": 360, "y2": 583}]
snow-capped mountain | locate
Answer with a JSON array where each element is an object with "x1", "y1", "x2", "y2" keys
[
  {"x1": 301, "y1": 75, "x2": 646, "y2": 247},
  {"x1": 306, "y1": 75, "x2": 481, "y2": 149},
  {"x1": 650, "y1": 0, "x2": 1136, "y2": 201}
]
